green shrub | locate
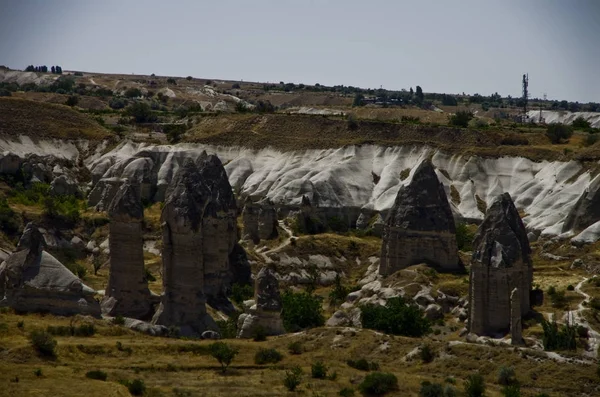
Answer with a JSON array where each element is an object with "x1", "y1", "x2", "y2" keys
[
  {"x1": 126, "y1": 102, "x2": 156, "y2": 123},
  {"x1": 33, "y1": 368, "x2": 43, "y2": 377},
  {"x1": 167, "y1": 78, "x2": 177, "y2": 85},
  {"x1": 449, "y1": 110, "x2": 473, "y2": 128},
  {"x1": 281, "y1": 291, "x2": 325, "y2": 332},
  {"x1": 283, "y1": 365, "x2": 303, "y2": 391},
  {"x1": 216, "y1": 312, "x2": 240, "y2": 339},
  {"x1": 254, "y1": 348, "x2": 283, "y2": 365},
  {"x1": 541, "y1": 319, "x2": 576, "y2": 351},
  {"x1": 329, "y1": 273, "x2": 349, "y2": 309},
  {"x1": 86, "y1": 370, "x2": 107, "y2": 381},
  {"x1": 209, "y1": 342, "x2": 239, "y2": 373},
  {"x1": 109, "y1": 97, "x2": 127, "y2": 109},
  {"x1": 464, "y1": 373, "x2": 486, "y2": 397},
  {"x1": 572, "y1": 116, "x2": 591, "y2": 130},
  {"x1": 359, "y1": 372, "x2": 398, "y2": 395},
  {"x1": 456, "y1": 223, "x2": 474, "y2": 251},
  {"x1": 339, "y1": 387, "x2": 355, "y2": 397},
  {"x1": 401, "y1": 115, "x2": 420, "y2": 124},
  {"x1": 420, "y1": 381, "x2": 444, "y2": 397},
  {"x1": 566, "y1": 284, "x2": 575, "y2": 291},
  {"x1": 124, "y1": 87, "x2": 142, "y2": 98},
  {"x1": 584, "y1": 133, "x2": 599, "y2": 147},
  {"x1": 360, "y1": 297, "x2": 431, "y2": 337},
  {"x1": 311, "y1": 360, "x2": 328, "y2": 379},
  {"x1": 252, "y1": 325, "x2": 267, "y2": 341},
  {"x1": 0, "y1": 198, "x2": 19, "y2": 235},
  {"x1": 546, "y1": 123, "x2": 573, "y2": 144},
  {"x1": 47, "y1": 323, "x2": 95, "y2": 337},
  {"x1": 498, "y1": 366, "x2": 516, "y2": 386},
  {"x1": 288, "y1": 341, "x2": 303, "y2": 355},
  {"x1": 420, "y1": 344, "x2": 435, "y2": 363},
  {"x1": 29, "y1": 329, "x2": 57, "y2": 357},
  {"x1": 230, "y1": 283, "x2": 253, "y2": 305},
  {"x1": 502, "y1": 384, "x2": 521, "y2": 397},
  {"x1": 550, "y1": 290, "x2": 567, "y2": 309},
  {"x1": 124, "y1": 379, "x2": 146, "y2": 396},
  {"x1": 347, "y1": 358, "x2": 379, "y2": 371}
]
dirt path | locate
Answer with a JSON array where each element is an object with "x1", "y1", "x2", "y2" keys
[
  {"x1": 257, "y1": 220, "x2": 295, "y2": 263},
  {"x1": 564, "y1": 276, "x2": 600, "y2": 358}
]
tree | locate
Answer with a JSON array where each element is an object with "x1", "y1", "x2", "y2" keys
[
  {"x1": 209, "y1": 342, "x2": 239, "y2": 373},
  {"x1": 281, "y1": 291, "x2": 324, "y2": 332},
  {"x1": 51, "y1": 66, "x2": 55, "y2": 74},
  {"x1": 328, "y1": 273, "x2": 349, "y2": 309},
  {"x1": 464, "y1": 373, "x2": 486, "y2": 397},
  {"x1": 572, "y1": 116, "x2": 591, "y2": 130},
  {"x1": 546, "y1": 123, "x2": 573, "y2": 144},
  {"x1": 353, "y1": 93, "x2": 365, "y2": 107},
  {"x1": 415, "y1": 85, "x2": 424, "y2": 104},
  {"x1": 449, "y1": 110, "x2": 473, "y2": 128},
  {"x1": 65, "y1": 95, "x2": 79, "y2": 107},
  {"x1": 360, "y1": 296, "x2": 431, "y2": 337},
  {"x1": 126, "y1": 102, "x2": 154, "y2": 123},
  {"x1": 124, "y1": 87, "x2": 143, "y2": 98}
]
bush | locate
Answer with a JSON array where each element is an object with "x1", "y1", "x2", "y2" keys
[
  {"x1": 281, "y1": 291, "x2": 325, "y2": 332},
  {"x1": 47, "y1": 323, "x2": 96, "y2": 337},
  {"x1": 124, "y1": 87, "x2": 142, "y2": 98},
  {"x1": 216, "y1": 312, "x2": 240, "y2": 339},
  {"x1": 109, "y1": 97, "x2": 127, "y2": 109},
  {"x1": 283, "y1": 365, "x2": 303, "y2": 391},
  {"x1": 209, "y1": 342, "x2": 239, "y2": 373},
  {"x1": 254, "y1": 348, "x2": 283, "y2": 365},
  {"x1": 420, "y1": 344, "x2": 435, "y2": 363},
  {"x1": 401, "y1": 115, "x2": 420, "y2": 124},
  {"x1": 311, "y1": 360, "x2": 328, "y2": 379},
  {"x1": 0, "y1": 88, "x2": 11, "y2": 97},
  {"x1": 498, "y1": 366, "x2": 516, "y2": 386},
  {"x1": 550, "y1": 289, "x2": 567, "y2": 309},
  {"x1": 567, "y1": 284, "x2": 575, "y2": 291},
  {"x1": 329, "y1": 273, "x2": 349, "y2": 308},
  {"x1": 29, "y1": 329, "x2": 57, "y2": 357},
  {"x1": 359, "y1": 372, "x2": 398, "y2": 395},
  {"x1": 167, "y1": 78, "x2": 177, "y2": 85},
  {"x1": 65, "y1": 95, "x2": 79, "y2": 107},
  {"x1": 502, "y1": 384, "x2": 521, "y2": 397},
  {"x1": 500, "y1": 135, "x2": 529, "y2": 146},
  {"x1": 288, "y1": 341, "x2": 303, "y2": 355},
  {"x1": 541, "y1": 319, "x2": 576, "y2": 351},
  {"x1": 584, "y1": 133, "x2": 599, "y2": 147},
  {"x1": 230, "y1": 283, "x2": 253, "y2": 305},
  {"x1": 347, "y1": 358, "x2": 380, "y2": 371},
  {"x1": 464, "y1": 373, "x2": 486, "y2": 397},
  {"x1": 420, "y1": 381, "x2": 444, "y2": 397},
  {"x1": 360, "y1": 297, "x2": 431, "y2": 337},
  {"x1": 339, "y1": 387, "x2": 355, "y2": 397},
  {"x1": 449, "y1": 110, "x2": 473, "y2": 127},
  {"x1": 34, "y1": 368, "x2": 43, "y2": 377},
  {"x1": 254, "y1": 100, "x2": 275, "y2": 113},
  {"x1": 235, "y1": 101, "x2": 248, "y2": 113},
  {"x1": 252, "y1": 325, "x2": 267, "y2": 341},
  {"x1": 347, "y1": 113, "x2": 358, "y2": 130},
  {"x1": 126, "y1": 379, "x2": 146, "y2": 396},
  {"x1": 0, "y1": 198, "x2": 19, "y2": 235},
  {"x1": 546, "y1": 123, "x2": 573, "y2": 144},
  {"x1": 126, "y1": 102, "x2": 156, "y2": 123},
  {"x1": 456, "y1": 223, "x2": 474, "y2": 251},
  {"x1": 86, "y1": 370, "x2": 107, "y2": 381},
  {"x1": 572, "y1": 116, "x2": 591, "y2": 130}
]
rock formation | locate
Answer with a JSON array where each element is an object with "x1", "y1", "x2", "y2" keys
[
  {"x1": 152, "y1": 154, "x2": 242, "y2": 336},
  {"x1": 101, "y1": 182, "x2": 152, "y2": 319},
  {"x1": 242, "y1": 198, "x2": 278, "y2": 243},
  {"x1": 237, "y1": 266, "x2": 285, "y2": 338},
  {"x1": 0, "y1": 222, "x2": 100, "y2": 317},
  {"x1": 468, "y1": 193, "x2": 532, "y2": 337},
  {"x1": 379, "y1": 159, "x2": 460, "y2": 275},
  {"x1": 562, "y1": 173, "x2": 600, "y2": 233},
  {"x1": 510, "y1": 287, "x2": 523, "y2": 345}
]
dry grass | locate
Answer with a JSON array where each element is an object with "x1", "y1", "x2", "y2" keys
[
  {"x1": 0, "y1": 311, "x2": 597, "y2": 397},
  {"x1": 0, "y1": 97, "x2": 111, "y2": 140}
]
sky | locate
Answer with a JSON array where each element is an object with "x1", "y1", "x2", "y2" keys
[{"x1": 0, "y1": 0, "x2": 599, "y2": 102}]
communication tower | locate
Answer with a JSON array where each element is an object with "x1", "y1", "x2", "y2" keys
[{"x1": 522, "y1": 73, "x2": 529, "y2": 115}]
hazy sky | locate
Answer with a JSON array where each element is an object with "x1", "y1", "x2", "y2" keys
[{"x1": 1, "y1": 0, "x2": 599, "y2": 102}]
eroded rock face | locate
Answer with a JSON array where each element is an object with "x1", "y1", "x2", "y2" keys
[
  {"x1": 468, "y1": 193, "x2": 532, "y2": 337},
  {"x1": 562, "y1": 174, "x2": 600, "y2": 233},
  {"x1": 379, "y1": 159, "x2": 459, "y2": 275},
  {"x1": 101, "y1": 182, "x2": 152, "y2": 319},
  {"x1": 152, "y1": 154, "x2": 240, "y2": 336},
  {"x1": 242, "y1": 199, "x2": 278, "y2": 243},
  {"x1": 510, "y1": 287, "x2": 523, "y2": 345},
  {"x1": 237, "y1": 266, "x2": 284, "y2": 338},
  {"x1": 0, "y1": 222, "x2": 100, "y2": 317}
]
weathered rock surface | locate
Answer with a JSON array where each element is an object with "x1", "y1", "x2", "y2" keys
[
  {"x1": 152, "y1": 155, "x2": 241, "y2": 336},
  {"x1": 101, "y1": 182, "x2": 152, "y2": 319},
  {"x1": 242, "y1": 198, "x2": 278, "y2": 243},
  {"x1": 510, "y1": 287, "x2": 523, "y2": 345},
  {"x1": 0, "y1": 222, "x2": 100, "y2": 317},
  {"x1": 379, "y1": 159, "x2": 460, "y2": 275},
  {"x1": 237, "y1": 266, "x2": 285, "y2": 338},
  {"x1": 562, "y1": 173, "x2": 600, "y2": 233},
  {"x1": 468, "y1": 193, "x2": 532, "y2": 337},
  {"x1": 50, "y1": 174, "x2": 80, "y2": 197}
]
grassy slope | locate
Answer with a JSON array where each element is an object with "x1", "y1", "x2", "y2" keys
[
  {"x1": 185, "y1": 113, "x2": 590, "y2": 161},
  {"x1": 0, "y1": 97, "x2": 111, "y2": 140}
]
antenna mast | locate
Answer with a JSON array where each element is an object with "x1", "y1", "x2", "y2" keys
[{"x1": 522, "y1": 74, "x2": 529, "y2": 117}]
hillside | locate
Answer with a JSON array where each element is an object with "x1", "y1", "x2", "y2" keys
[{"x1": 0, "y1": 97, "x2": 111, "y2": 140}]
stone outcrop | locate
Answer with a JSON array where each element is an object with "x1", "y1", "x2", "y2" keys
[
  {"x1": 562, "y1": 174, "x2": 600, "y2": 233},
  {"x1": 379, "y1": 159, "x2": 460, "y2": 275},
  {"x1": 0, "y1": 222, "x2": 100, "y2": 317},
  {"x1": 468, "y1": 193, "x2": 532, "y2": 337},
  {"x1": 242, "y1": 198, "x2": 278, "y2": 243},
  {"x1": 152, "y1": 154, "x2": 242, "y2": 336},
  {"x1": 510, "y1": 287, "x2": 523, "y2": 345},
  {"x1": 101, "y1": 182, "x2": 152, "y2": 319},
  {"x1": 50, "y1": 174, "x2": 80, "y2": 197},
  {"x1": 237, "y1": 266, "x2": 285, "y2": 338}
]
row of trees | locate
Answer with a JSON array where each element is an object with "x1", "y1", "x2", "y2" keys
[{"x1": 25, "y1": 65, "x2": 63, "y2": 74}]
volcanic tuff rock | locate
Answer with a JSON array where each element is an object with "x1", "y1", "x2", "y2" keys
[
  {"x1": 0, "y1": 222, "x2": 100, "y2": 317},
  {"x1": 152, "y1": 154, "x2": 242, "y2": 336},
  {"x1": 379, "y1": 159, "x2": 460, "y2": 275},
  {"x1": 101, "y1": 182, "x2": 152, "y2": 319},
  {"x1": 562, "y1": 173, "x2": 600, "y2": 233},
  {"x1": 468, "y1": 192, "x2": 532, "y2": 337},
  {"x1": 237, "y1": 266, "x2": 285, "y2": 338},
  {"x1": 242, "y1": 198, "x2": 278, "y2": 243}
]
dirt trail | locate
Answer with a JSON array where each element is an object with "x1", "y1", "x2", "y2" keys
[
  {"x1": 564, "y1": 276, "x2": 600, "y2": 358},
  {"x1": 257, "y1": 220, "x2": 295, "y2": 263}
]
